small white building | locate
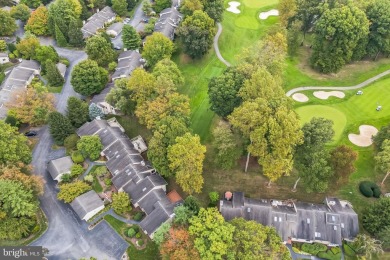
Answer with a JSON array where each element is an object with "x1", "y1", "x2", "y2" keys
[
  {"x1": 70, "y1": 190, "x2": 105, "y2": 221},
  {"x1": 47, "y1": 156, "x2": 73, "y2": 182},
  {"x1": 0, "y1": 53, "x2": 9, "y2": 64}
]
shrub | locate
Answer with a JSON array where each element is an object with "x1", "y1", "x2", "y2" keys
[
  {"x1": 135, "y1": 232, "x2": 141, "y2": 238},
  {"x1": 359, "y1": 181, "x2": 381, "y2": 198},
  {"x1": 5, "y1": 115, "x2": 19, "y2": 127},
  {"x1": 133, "y1": 212, "x2": 144, "y2": 221},
  {"x1": 71, "y1": 150, "x2": 84, "y2": 163},
  {"x1": 61, "y1": 174, "x2": 71, "y2": 183},
  {"x1": 59, "y1": 57, "x2": 70, "y2": 66},
  {"x1": 133, "y1": 225, "x2": 140, "y2": 233},
  {"x1": 318, "y1": 251, "x2": 341, "y2": 260},
  {"x1": 301, "y1": 243, "x2": 327, "y2": 255},
  {"x1": 104, "y1": 179, "x2": 112, "y2": 186},
  {"x1": 137, "y1": 239, "x2": 144, "y2": 246},
  {"x1": 93, "y1": 166, "x2": 107, "y2": 177},
  {"x1": 84, "y1": 175, "x2": 93, "y2": 183},
  {"x1": 31, "y1": 225, "x2": 40, "y2": 233},
  {"x1": 64, "y1": 134, "x2": 79, "y2": 151},
  {"x1": 343, "y1": 242, "x2": 356, "y2": 257},
  {"x1": 209, "y1": 191, "x2": 219, "y2": 203},
  {"x1": 70, "y1": 164, "x2": 84, "y2": 177},
  {"x1": 127, "y1": 228, "x2": 136, "y2": 237},
  {"x1": 330, "y1": 247, "x2": 341, "y2": 254},
  {"x1": 373, "y1": 187, "x2": 381, "y2": 198}
]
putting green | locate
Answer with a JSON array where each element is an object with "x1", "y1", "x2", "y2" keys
[
  {"x1": 235, "y1": 16, "x2": 260, "y2": 30},
  {"x1": 295, "y1": 105, "x2": 347, "y2": 143},
  {"x1": 243, "y1": 0, "x2": 279, "y2": 8}
]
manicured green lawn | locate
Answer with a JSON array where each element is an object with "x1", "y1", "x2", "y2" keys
[
  {"x1": 92, "y1": 175, "x2": 103, "y2": 193},
  {"x1": 127, "y1": 243, "x2": 160, "y2": 260},
  {"x1": 295, "y1": 105, "x2": 347, "y2": 143}
]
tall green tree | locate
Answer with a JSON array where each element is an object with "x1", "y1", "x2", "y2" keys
[
  {"x1": 208, "y1": 67, "x2": 244, "y2": 118},
  {"x1": 71, "y1": 59, "x2": 108, "y2": 96},
  {"x1": 122, "y1": 25, "x2": 141, "y2": 50},
  {"x1": 112, "y1": 192, "x2": 131, "y2": 214},
  {"x1": 0, "y1": 121, "x2": 31, "y2": 165},
  {"x1": 16, "y1": 35, "x2": 40, "y2": 59},
  {"x1": 86, "y1": 35, "x2": 117, "y2": 67},
  {"x1": 310, "y1": 3, "x2": 370, "y2": 73},
  {"x1": 352, "y1": 234, "x2": 384, "y2": 259},
  {"x1": 375, "y1": 139, "x2": 390, "y2": 185},
  {"x1": 154, "y1": 0, "x2": 171, "y2": 13},
  {"x1": 10, "y1": 4, "x2": 31, "y2": 22},
  {"x1": 212, "y1": 124, "x2": 241, "y2": 170},
  {"x1": 68, "y1": 18, "x2": 84, "y2": 47},
  {"x1": 152, "y1": 58, "x2": 184, "y2": 88},
  {"x1": 294, "y1": 0, "x2": 325, "y2": 38},
  {"x1": 112, "y1": 0, "x2": 128, "y2": 16},
  {"x1": 20, "y1": 0, "x2": 41, "y2": 8},
  {"x1": 142, "y1": 32, "x2": 174, "y2": 67},
  {"x1": 47, "y1": 111, "x2": 75, "y2": 145},
  {"x1": 363, "y1": 197, "x2": 390, "y2": 234},
  {"x1": 89, "y1": 103, "x2": 104, "y2": 120},
  {"x1": 0, "y1": 179, "x2": 38, "y2": 217},
  {"x1": 168, "y1": 133, "x2": 206, "y2": 194},
  {"x1": 201, "y1": 0, "x2": 223, "y2": 22},
  {"x1": 77, "y1": 135, "x2": 103, "y2": 161},
  {"x1": 148, "y1": 116, "x2": 189, "y2": 177},
  {"x1": 35, "y1": 45, "x2": 59, "y2": 72},
  {"x1": 55, "y1": 23, "x2": 68, "y2": 47},
  {"x1": 105, "y1": 78, "x2": 135, "y2": 115},
  {"x1": 126, "y1": 68, "x2": 157, "y2": 105},
  {"x1": 366, "y1": 0, "x2": 390, "y2": 59},
  {"x1": 279, "y1": 0, "x2": 296, "y2": 27},
  {"x1": 374, "y1": 123, "x2": 390, "y2": 151},
  {"x1": 48, "y1": 0, "x2": 82, "y2": 35},
  {"x1": 66, "y1": 97, "x2": 89, "y2": 128},
  {"x1": 46, "y1": 59, "x2": 65, "y2": 87},
  {"x1": 230, "y1": 218, "x2": 290, "y2": 259},
  {"x1": 189, "y1": 208, "x2": 235, "y2": 259},
  {"x1": 177, "y1": 10, "x2": 216, "y2": 59},
  {"x1": 0, "y1": 9, "x2": 17, "y2": 36},
  {"x1": 25, "y1": 6, "x2": 49, "y2": 36}
]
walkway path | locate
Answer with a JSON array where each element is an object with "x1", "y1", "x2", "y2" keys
[
  {"x1": 79, "y1": 160, "x2": 106, "y2": 180},
  {"x1": 214, "y1": 23, "x2": 231, "y2": 67},
  {"x1": 90, "y1": 209, "x2": 140, "y2": 227},
  {"x1": 286, "y1": 69, "x2": 390, "y2": 96}
]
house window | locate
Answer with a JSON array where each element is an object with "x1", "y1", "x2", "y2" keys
[
  {"x1": 315, "y1": 232, "x2": 321, "y2": 238},
  {"x1": 333, "y1": 226, "x2": 337, "y2": 231},
  {"x1": 247, "y1": 208, "x2": 251, "y2": 213},
  {"x1": 341, "y1": 223, "x2": 344, "y2": 228},
  {"x1": 331, "y1": 216, "x2": 336, "y2": 221},
  {"x1": 279, "y1": 217, "x2": 282, "y2": 222},
  {"x1": 274, "y1": 217, "x2": 277, "y2": 222},
  {"x1": 307, "y1": 218, "x2": 310, "y2": 224}
]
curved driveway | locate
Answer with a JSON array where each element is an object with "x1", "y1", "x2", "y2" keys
[{"x1": 286, "y1": 69, "x2": 390, "y2": 96}]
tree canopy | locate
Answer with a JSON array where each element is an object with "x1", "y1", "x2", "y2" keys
[
  {"x1": 71, "y1": 59, "x2": 108, "y2": 96},
  {"x1": 25, "y1": 6, "x2": 49, "y2": 35},
  {"x1": 0, "y1": 9, "x2": 17, "y2": 36},
  {"x1": 160, "y1": 227, "x2": 200, "y2": 260},
  {"x1": 57, "y1": 181, "x2": 91, "y2": 203},
  {"x1": 86, "y1": 35, "x2": 117, "y2": 67},
  {"x1": 201, "y1": 0, "x2": 224, "y2": 22},
  {"x1": 122, "y1": 25, "x2": 141, "y2": 50},
  {"x1": 47, "y1": 111, "x2": 75, "y2": 145},
  {"x1": 66, "y1": 97, "x2": 89, "y2": 128},
  {"x1": 168, "y1": 133, "x2": 206, "y2": 194},
  {"x1": 112, "y1": 0, "x2": 128, "y2": 16},
  {"x1": 0, "y1": 121, "x2": 32, "y2": 164},
  {"x1": 363, "y1": 197, "x2": 390, "y2": 234},
  {"x1": 366, "y1": 0, "x2": 390, "y2": 58},
  {"x1": 112, "y1": 192, "x2": 131, "y2": 214},
  {"x1": 10, "y1": 4, "x2": 31, "y2": 22},
  {"x1": 142, "y1": 32, "x2": 174, "y2": 67},
  {"x1": 177, "y1": 10, "x2": 216, "y2": 59},
  {"x1": 212, "y1": 124, "x2": 241, "y2": 170},
  {"x1": 77, "y1": 135, "x2": 103, "y2": 161}
]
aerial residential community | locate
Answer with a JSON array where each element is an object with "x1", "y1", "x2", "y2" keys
[{"x1": 0, "y1": 0, "x2": 390, "y2": 259}]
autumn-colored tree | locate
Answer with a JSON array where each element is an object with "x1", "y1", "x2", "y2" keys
[
  {"x1": 160, "y1": 227, "x2": 200, "y2": 260},
  {"x1": 136, "y1": 92, "x2": 190, "y2": 130},
  {"x1": 180, "y1": 0, "x2": 203, "y2": 17},
  {"x1": 279, "y1": 0, "x2": 297, "y2": 27},
  {"x1": 168, "y1": 133, "x2": 206, "y2": 194},
  {"x1": 127, "y1": 68, "x2": 157, "y2": 106},
  {"x1": 16, "y1": 35, "x2": 40, "y2": 59},
  {"x1": 212, "y1": 124, "x2": 241, "y2": 170},
  {"x1": 0, "y1": 163, "x2": 44, "y2": 196},
  {"x1": 57, "y1": 181, "x2": 91, "y2": 203},
  {"x1": 330, "y1": 145, "x2": 358, "y2": 185},
  {"x1": 25, "y1": 6, "x2": 49, "y2": 35},
  {"x1": 7, "y1": 86, "x2": 55, "y2": 126},
  {"x1": 142, "y1": 32, "x2": 174, "y2": 67},
  {"x1": 112, "y1": 192, "x2": 131, "y2": 215}
]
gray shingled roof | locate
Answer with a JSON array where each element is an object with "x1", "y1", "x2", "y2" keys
[
  {"x1": 70, "y1": 190, "x2": 104, "y2": 219},
  {"x1": 139, "y1": 200, "x2": 174, "y2": 235},
  {"x1": 47, "y1": 156, "x2": 73, "y2": 180},
  {"x1": 113, "y1": 51, "x2": 143, "y2": 80},
  {"x1": 0, "y1": 53, "x2": 8, "y2": 58},
  {"x1": 107, "y1": 22, "x2": 123, "y2": 34},
  {"x1": 219, "y1": 192, "x2": 359, "y2": 245},
  {"x1": 82, "y1": 6, "x2": 116, "y2": 38},
  {"x1": 19, "y1": 60, "x2": 40, "y2": 71},
  {"x1": 154, "y1": 8, "x2": 182, "y2": 40}
]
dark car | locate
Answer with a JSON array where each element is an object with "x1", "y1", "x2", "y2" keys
[
  {"x1": 114, "y1": 45, "x2": 121, "y2": 50},
  {"x1": 142, "y1": 18, "x2": 149, "y2": 23},
  {"x1": 24, "y1": 131, "x2": 37, "y2": 137}
]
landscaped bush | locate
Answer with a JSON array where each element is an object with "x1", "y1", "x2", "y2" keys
[
  {"x1": 359, "y1": 181, "x2": 381, "y2": 198},
  {"x1": 92, "y1": 166, "x2": 107, "y2": 177},
  {"x1": 64, "y1": 134, "x2": 79, "y2": 151},
  {"x1": 135, "y1": 232, "x2": 141, "y2": 238},
  {"x1": 137, "y1": 239, "x2": 144, "y2": 246},
  {"x1": 84, "y1": 175, "x2": 93, "y2": 183},
  {"x1": 343, "y1": 243, "x2": 356, "y2": 257},
  {"x1": 127, "y1": 228, "x2": 136, "y2": 238},
  {"x1": 330, "y1": 247, "x2": 340, "y2": 254},
  {"x1": 71, "y1": 150, "x2": 84, "y2": 163},
  {"x1": 318, "y1": 250, "x2": 341, "y2": 260},
  {"x1": 104, "y1": 179, "x2": 112, "y2": 186},
  {"x1": 133, "y1": 212, "x2": 144, "y2": 221},
  {"x1": 133, "y1": 225, "x2": 140, "y2": 233},
  {"x1": 301, "y1": 243, "x2": 327, "y2": 255}
]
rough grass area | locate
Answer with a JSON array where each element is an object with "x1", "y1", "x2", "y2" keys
[
  {"x1": 108, "y1": 115, "x2": 152, "y2": 141},
  {"x1": 127, "y1": 242, "x2": 160, "y2": 260}
]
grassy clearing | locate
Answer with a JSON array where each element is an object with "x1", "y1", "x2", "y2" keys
[
  {"x1": 127, "y1": 243, "x2": 160, "y2": 260},
  {"x1": 108, "y1": 115, "x2": 152, "y2": 141},
  {"x1": 92, "y1": 175, "x2": 103, "y2": 193}
]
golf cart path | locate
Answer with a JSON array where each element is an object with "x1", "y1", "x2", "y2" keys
[
  {"x1": 286, "y1": 69, "x2": 390, "y2": 96},
  {"x1": 214, "y1": 23, "x2": 231, "y2": 67}
]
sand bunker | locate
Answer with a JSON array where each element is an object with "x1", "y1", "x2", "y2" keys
[
  {"x1": 292, "y1": 93, "x2": 309, "y2": 102},
  {"x1": 313, "y1": 91, "x2": 345, "y2": 100},
  {"x1": 227, "y1": 1, "x2": 241, "y2": 14},
  {"x1": 259, "y1": 9, "x2": 279, "y2": 20},
  {"x1": 348, "y1": 125, "x2": 378, "y2": 147}
]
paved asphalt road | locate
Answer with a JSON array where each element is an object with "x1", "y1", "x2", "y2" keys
[{"x1": 26, "y1": 5, "x2": 149, "y2": 257}]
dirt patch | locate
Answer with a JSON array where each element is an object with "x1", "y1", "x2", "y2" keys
[
  {"x1": 348, "y1": 125, "x2": 378, "y2": 147},
  {"x1": 313, "y1": 91, "x2": 345, "y2": 100},
  {"x1": 292, "y1": 93, "x2": 309, "y2": 102}
]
